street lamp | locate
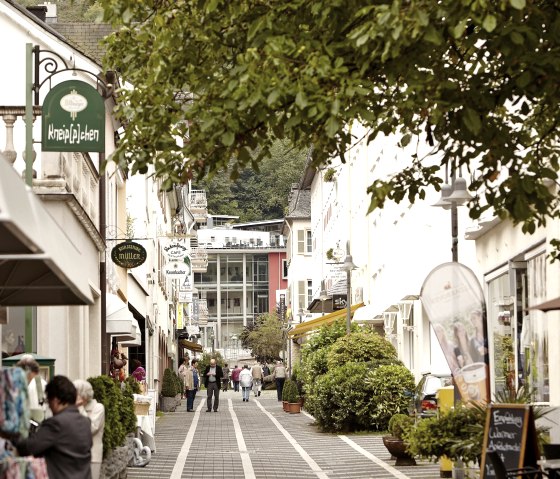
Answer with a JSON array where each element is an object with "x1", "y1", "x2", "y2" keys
[
  {"x1": 342, "y1": 241, "x2": 357, "y2": 335},
  {"x1": 209, "y1": 327, "x2": 215, "y2": 353},
  {"x1": 319, "y1": 280, "x2": 329, "y2": 316},
  {"x1": 433, "y1": 169, "x2": 473, "y2": 262}
]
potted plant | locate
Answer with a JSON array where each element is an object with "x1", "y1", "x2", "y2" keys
[
  {"x1": 284, "y1": 379, "x2": 301, "y2": 414},
  {"x1": 382, "y1": 414, "x2": 416, "y2": 466},
  {"x1": 161, "y1": 368, "x2": 178, "y2": 412},
  {"x1": 281, "y1": 379, "x2": 291, "y2": 412}
]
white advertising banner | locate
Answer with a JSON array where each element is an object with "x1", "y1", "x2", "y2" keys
[{"x1": 420, "y1": 262, "x2": 489, "y2": 403}]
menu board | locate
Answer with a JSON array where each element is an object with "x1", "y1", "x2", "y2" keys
[{"x1": 480, "y1": 404, "x2": 538, "y2": 478}]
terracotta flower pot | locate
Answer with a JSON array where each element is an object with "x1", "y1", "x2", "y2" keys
[
  {"x1": 288, "y1": 402, "x2": 301, "y2": 414},
  {"x1": 282, "y1": 401, "x2": 289, "y2": 412},
  {"x1": 382, "y1": 436, "x2": 416, "y2": 466}
]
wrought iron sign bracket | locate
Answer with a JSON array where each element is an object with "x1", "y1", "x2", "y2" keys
[{"x1": 32, "y1": 45, "x2": 114, "y2": 105}]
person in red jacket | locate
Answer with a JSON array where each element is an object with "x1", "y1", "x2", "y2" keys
[{"x1": 231, "y1": 365, "x2": 241, "y2": 392}]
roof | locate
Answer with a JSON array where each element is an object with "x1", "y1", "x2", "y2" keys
[
  {"x1": 51, "y1": 23, "x2": 116, "y2": 64},
  {"x1": 4, "y1": 0, "x2": 103, "y2": 67},
  {"x1": 285, "y1": 187, "x2": 311, "y2": 219}
]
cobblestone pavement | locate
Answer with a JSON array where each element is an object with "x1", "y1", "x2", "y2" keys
[{"x1": 127, "y1": 390, "x2": 442, "y2": 479}]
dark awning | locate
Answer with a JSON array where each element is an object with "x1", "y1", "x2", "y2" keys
[
  {"x1": 0, "y1": 155, "x2": 94, "y2": 305},
  {"x1": 179, "y1": 339, "x2": 203, "y2": 353}
]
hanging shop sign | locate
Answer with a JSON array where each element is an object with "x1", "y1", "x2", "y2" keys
[
  {"x1": 176, "y1": 303, "x2": 185, "y2": 330},
  {"x1": 42, "y1": 80, "x2": 105, "y2": 152},
  {"x1": 164, "y1": 260, "x2": 189, "y2": 281},
  {"x1": 111, "y1": 241, "x2": 147, "y2": 269},
  {"x1": 178, "y1": 291, "x2": 193, "y2": 303},
  {"x1": 163, "y1": 240, "x2": 189, "y2": 260}
]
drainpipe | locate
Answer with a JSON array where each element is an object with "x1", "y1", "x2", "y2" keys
[{"x1": 99, "y1": 155, "x2": 109, "y2": 374}]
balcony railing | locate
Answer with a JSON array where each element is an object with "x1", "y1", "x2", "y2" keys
[
  {"x1": 191, "y1": 248, "x2": 209, "y2": 272},
  {"x1": 189, "y1": 189, "x2": 208, "y2": 210},
  {"x1": 1, "y1": 107, "x2": 100, "y2": 235}
]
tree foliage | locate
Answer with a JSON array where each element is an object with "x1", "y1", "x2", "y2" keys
[
  {"x1": 100, "y1": 0, "x2": 560, "y2": 239},
  {"x1": 194, "y1": 139, "x2": 307, "y2": 221},
  {"x1": 242, "y1": 313, "x2": 284, "y2": 363}
]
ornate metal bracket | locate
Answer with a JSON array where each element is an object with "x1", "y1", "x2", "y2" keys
[{"x1": 32, "y1": 45, "x2": 114, "y2": 105}]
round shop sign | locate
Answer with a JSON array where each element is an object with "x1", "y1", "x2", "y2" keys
[{"x1": 111, "y1": 241, "x2": 147, "y2": 269}]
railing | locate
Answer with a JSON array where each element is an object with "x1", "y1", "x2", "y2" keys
[
  {"x1": 191, "y1": 248, "x2": 209, "y2": 272},
  {"x1": 189, "y1": 189, "x2": 207, "y2": 210},
  {"x1": 1, "y1": 107, "x2": 99, "y2": 230}
]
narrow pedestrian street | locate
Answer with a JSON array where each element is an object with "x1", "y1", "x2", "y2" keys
[{"x1": 128, "y1": 390, "x2": 440, "y2": 479}]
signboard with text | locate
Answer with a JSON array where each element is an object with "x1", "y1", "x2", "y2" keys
[
  {"x1": 110, "y1": 241, "x2": 147, "y2": 269},
  {"x1": 42, "y1": 80, "x2": 105, "y2": 152},
  {"x1": 480, "y1": 404, "x2": 539, "y2": 478}
]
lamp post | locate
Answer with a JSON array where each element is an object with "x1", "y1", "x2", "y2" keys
[
  {"x1": 432, "y1": 169, "x2": 473, "y2": 262},
  {"x1": 209, "y1": 327, "x2": 215, "y2": 354},
  {"x1": 342, "y1": 241, "x2": 357, "y2": 335}
]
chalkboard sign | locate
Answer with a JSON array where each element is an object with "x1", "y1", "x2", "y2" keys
[{"x1": 480, "y1": 404, "x2": 539, "y2": 478}]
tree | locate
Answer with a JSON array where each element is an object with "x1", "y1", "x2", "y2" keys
[
  {"x1": 195, "y1": 139, "x2": 308, "y2": 221},
  {"x1": 242, "y1": 313, "x2": 284, "y2": 363},
  {"x1": 100, "y1": 1, "x2": 560, "y2": 241}
]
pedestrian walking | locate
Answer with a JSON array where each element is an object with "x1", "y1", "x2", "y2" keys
[
  {"x1": 239, "y1": 365, "x2": 252, "y2": 402},
  {"x1": 222, "y1": 363, "x2": 230, "y2": 392},
  {"x1": 203, "y1": 358, "x2": 223, "y2": 412},
  {"x1": 131, "y1": 359, "x2": 146, "y2": 382},
  {"x1": 16, "y1": 375, "x2": 92, "y2": 479},
  {"x1": 185, "y1": 359, "x2": 200, "y2": 412},
  {"x1": 262, "y1": 363, "x2": 270, "y2": 377},
  {"x1": 231, "y1": 365, "x2": 241, "y2": 392},
  {"x1": 74, "y1": 379, "x2": 105, "y2": 479},
  {"x1": 178, "y1": 357, "x2": 189, "y2": 398},
  {"x1": 251, "y1": 363, "x2": 263, "y2": 397},
  {"x1": 272, "y1": 360, "x2": 286, "y2": 402}
]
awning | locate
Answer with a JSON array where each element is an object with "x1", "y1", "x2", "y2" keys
[
  {"x1": 179, "y1": 339, "x2": 203, "y2": 353},
  {"x1": 528, "y1": 297, "x2": 560, "y2": 312},
  {"x1": 0, "y1": 154, "x2": 93, "y2": 306},
  {"x1": 121, "y1": 320, "x2": 142, "y2": 347},
  {"x1": 106, "y1": 293, "x2": 139, "y2": 341},
  {"x1": 288, "y1": 303, "x2": 364, "y2": 339},
  {"x1": 352, "y1": 304, "x2": 383, "y2": 324}
]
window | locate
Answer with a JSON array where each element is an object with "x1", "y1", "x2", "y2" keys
[
  {"x1": 298, "y1": 281, "x2": 306, "y2": 310},
  {"x1": 297, "y1": 229, "x2": 312, "y2": 254},
  {"x1": 307, "y1": 280, "x2": 313, "y2": 308},
  {"x1": 282, "y1": 259, "x2": 288, "y2": 279}
]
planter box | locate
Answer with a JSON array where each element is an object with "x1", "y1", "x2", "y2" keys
[
  {"x1": 382, "y1": 436, "x2": 416, "y2": 466},
  {"x1": 161, "y1": 396, "x2": 177, "y2": 412},
  {"x1": 101, "y1": 436, "x2": 134, "y2": 479}
]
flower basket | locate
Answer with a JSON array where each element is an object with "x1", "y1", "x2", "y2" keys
[{"x1": 134, "y1": 402, "x2": 150, "y2": 416}]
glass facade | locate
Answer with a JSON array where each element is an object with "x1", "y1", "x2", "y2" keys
[
  {"x1": 486, "y1": 253, "x2": 549, "y2": 402},
  {"x1": 194, "y1": 252, "x2": 269, "y2": 349}
]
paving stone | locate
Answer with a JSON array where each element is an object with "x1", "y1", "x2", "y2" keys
[{"x1": 127, "y1": 390, "x2": 442, "y2": 479}]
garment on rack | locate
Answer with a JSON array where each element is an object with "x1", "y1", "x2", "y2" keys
[
  {"x1": 0, "y1": 448, "x2": 48, "y2": 479},
  {"x1": 0, "y1": 368, "x2": 30, "y2": 439}
]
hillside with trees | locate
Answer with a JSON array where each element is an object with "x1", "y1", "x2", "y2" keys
[{"x1": 194, "y1": 140, "x2": 308, "y2": 222}]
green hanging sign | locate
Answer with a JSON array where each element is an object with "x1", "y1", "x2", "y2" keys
[{"x1": 42, "y1": 80, "x2": 105, "y2": 152}]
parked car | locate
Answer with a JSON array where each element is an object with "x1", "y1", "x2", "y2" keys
[{"x1": 414, "y1": 372, "x2": 453, "y2": 418}]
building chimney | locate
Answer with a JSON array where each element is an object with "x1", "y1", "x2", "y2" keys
[
  {"x1": 39, "y1": 2, "x2": 58, "y2": 23},
  {"x1": 27, "y1": 5, "x2": 48, "y2": 22}
]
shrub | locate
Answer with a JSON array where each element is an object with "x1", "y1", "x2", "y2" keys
[
  {"x1": 301, "y1": 319, "x2": 359, "y2": 358},
  {"x1": 291, "y1": 362, "x2": 304, "y2": 397},
  {"x1": 125, "y1": 375, "x2": 141, "y2": 394},
  {"x1": 300, "y1": 348, "x2": 329, "y2": 393},
  {"x1": 282, "y1": 379, "x2": 299, "y2": 403},
  {"x1": 161, "y1": 368, "x2": 177, "y2": 397},
  {"x1": 388, "y1": 414, "x2": 414, "y2": 440},
  {"x1": 326, "y1": 331, "x2": 399, "y2": 370},
  {"x1": 174, "y1": 372, "x2": 184, "y2": 395},
  {"x1": 367, "y1": 364, "x2": 415, "y2": 429},
  {"x1": 406, "y1": 406, "x2": 484, "y2": 464},
  {"x1": 88, "y1": 375, "x2": 135, "y2": 458},
  {"x1": 311, "y1": 362, "x2": 377, "y2": 432}
]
